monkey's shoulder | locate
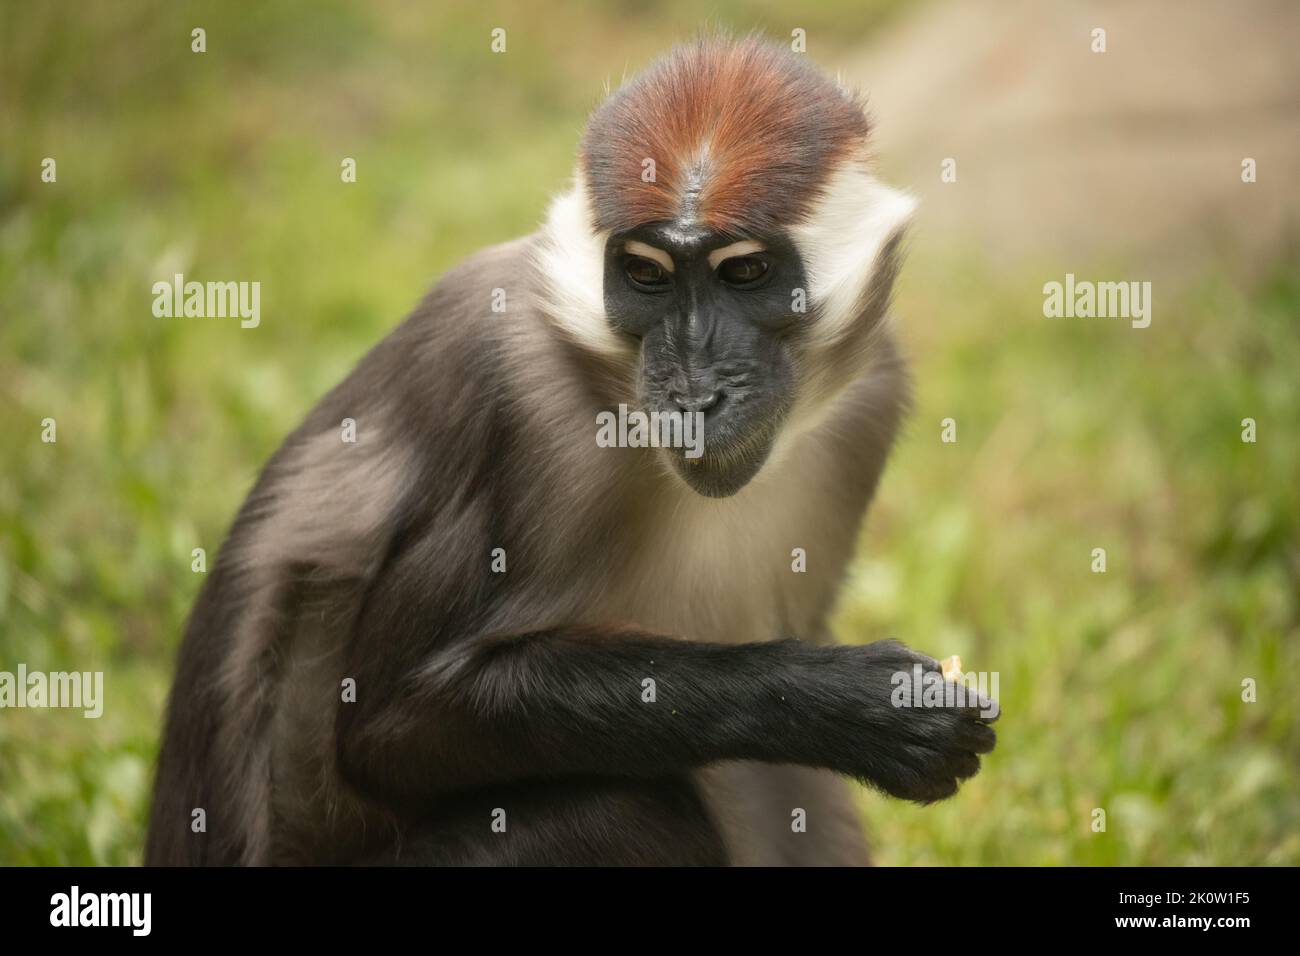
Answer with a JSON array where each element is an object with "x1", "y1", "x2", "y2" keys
[{"x1": 294, "y1": 235, "x2": 539, "y2": 428}]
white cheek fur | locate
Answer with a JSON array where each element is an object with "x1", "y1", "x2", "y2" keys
[
  {"x1": 531, "y1": 180, "x2": 626, "y2": 358},
  {"x1": 790, "y1": 160, "x2": 916, "y2": 345}
]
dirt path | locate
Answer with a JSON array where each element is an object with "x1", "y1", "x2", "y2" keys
[{"x1": 842, "y1": 0, "x2": 1300, "y2": 279}]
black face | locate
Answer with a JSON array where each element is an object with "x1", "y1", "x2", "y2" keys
[{"x1": 603, "y1": 222, "x2": 805, "y2": 497}]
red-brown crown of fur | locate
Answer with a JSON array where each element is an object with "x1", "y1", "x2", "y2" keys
[{"x1": 580, "y1": 36, "x2": 871, "y2": 238}]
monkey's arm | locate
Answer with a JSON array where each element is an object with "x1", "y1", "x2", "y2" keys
[{"x1": 336, "y1": 620, "x2": 996, "y2": 808}]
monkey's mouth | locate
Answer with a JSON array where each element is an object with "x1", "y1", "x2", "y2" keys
[{"x1": 661, "y1": 417, "x2": 778, "y2": 498}]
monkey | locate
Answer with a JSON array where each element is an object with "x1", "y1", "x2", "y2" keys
[{"x1": 145, "y1": 35, "x2": 997, "y2": 867}]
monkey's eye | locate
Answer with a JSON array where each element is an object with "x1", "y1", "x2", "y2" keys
[
  {"x1": 717, "y1": 256, "x2": 770, "y2": 287},
  {"x1": 624, "y1": 255, "x2": 671, "y2": 290}
]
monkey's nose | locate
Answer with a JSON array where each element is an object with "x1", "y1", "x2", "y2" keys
[{"x1": 669, "y1": 389, "x2": 720, "y2": 413}]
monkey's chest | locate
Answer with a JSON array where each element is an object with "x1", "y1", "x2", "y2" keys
[{"x1": 577, "y1": 491, "x2": 849, "y2": 644}]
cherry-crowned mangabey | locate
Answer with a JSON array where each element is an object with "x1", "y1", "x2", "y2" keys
[{"x1": 147, "y1": 36, "x2": 998, "y2": 866}]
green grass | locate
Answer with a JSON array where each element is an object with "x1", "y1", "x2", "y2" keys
[
  {"x1": 2, "y1": 1, "x2": 1296, "y2": 865},
  {"x1": 836, "y1": 254, "x2": 1300, "y2": 864}
]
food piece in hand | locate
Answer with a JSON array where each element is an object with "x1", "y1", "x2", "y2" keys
[{"x1": 940, "y1": 655, "x2": 963, "y2": 682}]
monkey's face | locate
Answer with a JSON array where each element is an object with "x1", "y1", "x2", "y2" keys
[{"x1": 603, "y1": 223, "x2": 804, "y2": 498}]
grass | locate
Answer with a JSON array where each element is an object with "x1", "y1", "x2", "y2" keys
[
  {"x1": 836, "y1": 252, "x2": 1300, "y2": 864},
  {"x1": 1, "y1": 1, "x2": 1296, "y2": 865}
]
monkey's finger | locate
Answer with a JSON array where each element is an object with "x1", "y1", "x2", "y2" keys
[
  {"x1": 959, "y1": 721, "x2": 997, "y2": 754},
  {"x1": 950, "y1": 750, "x2": 981, "y2": 781}
]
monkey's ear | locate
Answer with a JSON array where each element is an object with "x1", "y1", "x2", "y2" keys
[{"x1": 791, "y1": 163, "x2": 917, "y2": 344}]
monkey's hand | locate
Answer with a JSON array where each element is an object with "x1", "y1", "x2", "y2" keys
[{"x1": 820, "y1": 640, "x2": 998, "y2": 803}]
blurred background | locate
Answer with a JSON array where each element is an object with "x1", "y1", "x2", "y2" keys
[{"x1": 1, "y1": 0, "x2": 1297, "y2": 864}]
